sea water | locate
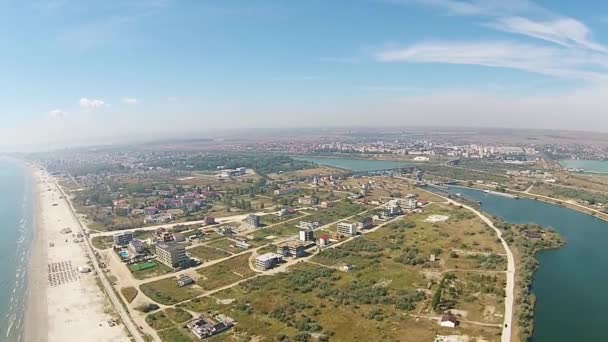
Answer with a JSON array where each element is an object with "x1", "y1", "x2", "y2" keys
[{"x1": 0, "y1": 159, "x2": 33, "y2": 342}]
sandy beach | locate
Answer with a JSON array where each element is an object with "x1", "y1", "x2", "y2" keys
[{"x1": 23, "y1": 167, "x2": 130, "y2": 342}]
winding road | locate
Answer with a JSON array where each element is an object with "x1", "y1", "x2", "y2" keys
[{"x1": 418, "y1": 187, "x2": 515, "y2": 342}]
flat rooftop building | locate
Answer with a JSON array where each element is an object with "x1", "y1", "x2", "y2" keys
[
  {"x1": 156, "y1": 242, "x2": 187, "y2": 268},
  {"x1": 337, "y1": 222, "x2": 358, "y2": 236},
  {"x1": 113, "y1": 231, "x2": 133, "y2": 246},
  {"x1": 255, "y1": 253, "x2": 283, "y2": 270}
]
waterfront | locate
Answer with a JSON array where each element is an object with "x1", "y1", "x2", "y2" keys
[
  {"x1": 559, "y1": 159, "x2": 608, "y2": 173},
  {"x1": 296, "y1": 156, "x2": 415, "y2": 172},
  {"x1": 0, "y1": 160, "x2": 33, "y2": 342},
  {"x1": 444, "y1": 187, "x2": 608, "y2": 341},
  {"x1": 297, "y1": 156, "x2": 608, "y2": 341}
]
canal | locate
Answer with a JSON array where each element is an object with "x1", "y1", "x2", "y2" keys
[
  {"x1": 299, "y1": 156, "x2": 607, "y2": 341},
  {"x1": 442, "y1": 187, "x2": 608, "y2": 342}
]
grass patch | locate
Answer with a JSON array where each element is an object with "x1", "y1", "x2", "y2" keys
[
  {"x1": 164, "y1": 308, "x2": 193, "y2": 324},
  {"x1": 197, "y1": 253, "x2": 255, "y2": 291},
  {"x1": 157, "y1": 327, "x2": 192, "y2": 342},
  {"x1": 130, "y1": 262, "x2": 173, "y2": 280},
  {"x1": 121, "y1": 286, "x2": 138, "y2": 303},
  {"x1": 140, "y1": 277, "x2": 205, "y2": 305},
  {"x1": 206, "y1": 238, "x2": 251, "y2": 253},
  {"x1": 145, "y1": 311, "x2": 174, "y2": 331},
  {"x1": 91, "y1": 236, "x2": 114, "y2": 250},
  {"x1": 187, "y1": 245, "x2": 231, "y2": 262}
]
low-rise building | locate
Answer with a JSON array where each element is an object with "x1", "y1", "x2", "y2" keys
[
  {"x1": 440, "y1": 315, "x2": 459, "y2": 328},
  {"x1": 298, "y1": 196, "x2": 319, "y2": 206},
  {"x1": 128, "y1": 239, "x2": 144, "y2": 254},
  {"x1": 177, "y1": 275, "x2": 194, "y2": 287},
  {"x1": 357, "y1": 217, "x2": 373, "y2": 230},
  {"x1": 228, "y1": 238, "x2": 251, "y2": 250},
  {"x1": 187, "y1": 315, "x2": 233, "y2": 339},
  {"x1": 156, "y1": 242, "x2": 187, "y2": 268},
  {"x1": 276, "y1": 240, "x2": 307, "y2": 258},
  {"x1": 337, "y1": 222, "x2": 358, "y2": 236},
  {"x1": 255, "y1": 253, "x2": 283, "y2": 270},
  {"x1": 113, "y1": 231, "x2": 133, "y2": 246},
  {"x1": 204, "y1": 216, "x2": 216, "y2": 225}
]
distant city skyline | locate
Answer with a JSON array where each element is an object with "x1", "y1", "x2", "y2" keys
[{"x1": 3, "y1": 0, "x2": 608, "y2": 149}]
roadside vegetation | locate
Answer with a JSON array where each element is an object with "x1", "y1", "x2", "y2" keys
[{"x1": 495, "y1": 221, "x2": 565, "y2": 341}]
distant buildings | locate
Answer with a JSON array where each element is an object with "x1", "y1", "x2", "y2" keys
[
  {"x1": 297, "y1": 221, "x2": 319, "y2": 230},
  {"x1": 255, "y1": 253, "x2": 283, "y2": 270},
  {"x1": 156, "y1": 242, "x2": 187, "y2": 268},
  {"x1": 298, "y1": 196, "x2": 319, "y2": 206},
  {"x1": 144, "y1": 213, "x2": 173, "y2": 224},
  {"x1": 337, "y1": 222, "x2": 358, "y2": 236},
  {"x1": 220, "y1": 167, "x2": 246, "y2": 178},
  {"x1": 274, "y1": 187, "x2": 297, "y2": 196},
  {"x1": 113, "y1": 231, "x2": 134, "y2": 246},
  {"x1": 245, "y1": 214, "x2": 261, "y2": 228}
]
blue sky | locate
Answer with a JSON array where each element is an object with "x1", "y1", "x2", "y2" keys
[{"x1": 3, "y1": 0, "x2": 608, "y2": 148}]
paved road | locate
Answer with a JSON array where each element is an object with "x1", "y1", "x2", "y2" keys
[
  {"x1": 440, "y1": 194, "x2": 515, "y2": 342},
  {"x1": 399, "y1": 176, "x2": 515, "y2": 342},
  {"x1": 55, "y1": 177, "x2": 146, "y2": 342}
]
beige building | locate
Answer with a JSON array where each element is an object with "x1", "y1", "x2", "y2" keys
[{"x1": 156, "y1": 242, "x2": 187, "y2": 268}]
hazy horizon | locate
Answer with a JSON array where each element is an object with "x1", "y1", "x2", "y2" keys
[{"x1": 4, "y1": 0, "x2": 608, "y2": 148}]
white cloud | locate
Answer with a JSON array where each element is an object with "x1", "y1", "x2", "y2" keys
[
  {"x1": 375, "y1": 41, "x2": 607, "y2": 81},
  {"x1": 387, "y1": 0, "x2": 546, "y2": 17},
  {"x1": 48, "y1": 109, "x2": 67, "y2": 119},
  {"x1": 79, "y1": 98, "x2": 106, "y2": 110},
  {"x1": 492, "y1": 17, "x2": 607, "y2": 53},
  {"x1": 167, "y1": 96, "x2": 178, "y2": 102},
  {"x1": 122, "y1": 97, "x2": 138, "y2": 104}
]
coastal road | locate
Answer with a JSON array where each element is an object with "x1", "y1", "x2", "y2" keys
[
  {"x1": 90, "y1": 211, "x2": 275, "y2": 237},
  {"x1": 53, "y1": 175, "x2": 146, "y2": 342},
  {"x1": 417, "y1": 187, "x2": 515, "y2": 342}
]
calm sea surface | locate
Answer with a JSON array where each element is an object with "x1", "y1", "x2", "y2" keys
[
  {"x1": 0, "y1": 160, "x2": 33, "y2": 342},
  {"x1": 301, "y1": 157, "x2": 608, "y2": 341}
]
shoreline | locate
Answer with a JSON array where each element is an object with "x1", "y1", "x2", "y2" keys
[
  {"x1": 23, "y1": 164, "x2": 48, "y2": 342},
  {"x1": 22, "y1": 166, "x2": 131, "y2": 342}
]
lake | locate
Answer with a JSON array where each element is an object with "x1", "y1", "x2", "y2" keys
[
  {"x1": 559, "y1": 159, "x2": 608, "y2": 173},
  {"x1": 296, "y1": 156, "x2": 416, "y2": 172}
]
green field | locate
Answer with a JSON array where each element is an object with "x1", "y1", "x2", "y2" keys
[
  {"x1": 186, "y1": 245, "x2": 231, "y2": 262},
  {"x1": 140, "y1": 277, "x2": 205, "y2": 305},
  {"x1": 196, "y1": 253, "x2": 256, "y2": 291}
]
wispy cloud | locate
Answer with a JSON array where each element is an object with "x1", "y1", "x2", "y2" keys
[
  {"x1": 491, "y1": 17, "x2": 607, "y2": 53},
  {"x1": 386, "y1": 0, "x2": 546, "y2": 17},
  {"x1": 48, "y1": 109, "x2": 67, "y2": 119},
  {"x1": 122, "y1": 97, "x2": 139, "y2": 105},
  {"x1": 79, "y1": 98, "x2": 106, "y2": 110},
  {"x1": 377, "y1": 0, "x2": 608, "y2": 81},
  {"x1": 376, "y1": 41, "x2": 606, "y2": 81}
]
